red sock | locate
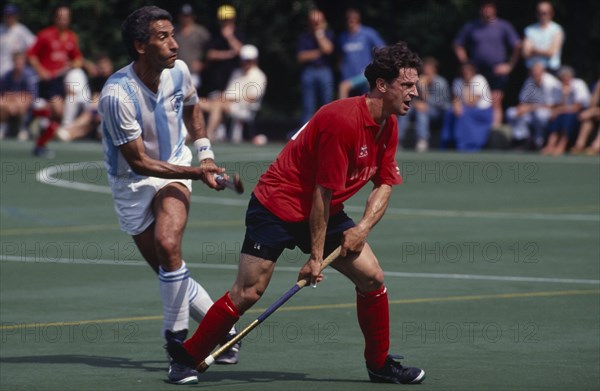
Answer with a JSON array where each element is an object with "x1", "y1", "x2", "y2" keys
[
  {"x1": 356, "y1": 285, "x2": 390, "y2": 370},
  {"x1": 183, "y1": 292, "x2": 239, "y2": 363},
  {"x1": 36, "y1": 121, "x2": 58, "y2": 148}
]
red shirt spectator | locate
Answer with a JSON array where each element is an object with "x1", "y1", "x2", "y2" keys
[{"x1": 27, "y1": 25, "x2": 81, "y2": 78}]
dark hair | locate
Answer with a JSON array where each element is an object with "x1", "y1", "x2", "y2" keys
[
  {"x1": 364, "y1": 41, "x2": 422, "y2": 89},
  {"x1": 121, "y1": 6, "x2": 172, "y2": 61}
]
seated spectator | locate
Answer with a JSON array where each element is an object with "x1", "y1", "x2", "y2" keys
[
  {"x1": 337, "y1": 8, "x2": 385, "y2": 99},
  {"x1": 570, "y1": 78, "x2": 600, "y2": 155},
  {"x1": 56, "y1": 54, "x2": 113, "y2": 141},
  {"x1": 398, "y1": 56, "x2": 450, "y2": 152},
  {"x1": 198, "y1": 44, "x2": 267, "y2": 143},
  {"x1": 440, "y1": 62, "x2": 493, "y2": 151},
  {"x1": 505, "y1": 61, "x2": 561, "y2": 150},
  {"x1": 0, "y1": 51, "x2": 37, "y2": 140},
  {"x1": 541, "y1": 66, "x2": 591, "y2": 155}
]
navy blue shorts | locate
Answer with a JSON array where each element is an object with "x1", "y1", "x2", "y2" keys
[
  {"x1": 38, "y1": 76, "x2": 65, "y2": 100},
  {"x1": 241, "y1": 194, "x2": 355, "y2": 261}
]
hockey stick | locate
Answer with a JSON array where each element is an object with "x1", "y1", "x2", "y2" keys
[
  {"x1": 215, "y1": 173, "x2": 244, "y2": 194},
  {"x1": 197, "y1": 246, "x2": 341, "y2": 372}
]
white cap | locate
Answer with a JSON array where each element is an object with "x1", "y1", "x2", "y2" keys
[{"x1": 240, "y1": 45, "x2": 259, "y2": 61}]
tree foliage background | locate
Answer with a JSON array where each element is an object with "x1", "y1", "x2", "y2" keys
[{"x1": 5, "y1": 0, "x2": 600, "y2": 133}]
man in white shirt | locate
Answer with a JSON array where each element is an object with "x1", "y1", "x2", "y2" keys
[
  {"x1": 0, "y1": 4, "x2": 35, "y2": 78},
  {"x1": 98, "y1": 6, "x2": 239, "y2": 385},
  {"x1": 199, "y1": 44, "x2": 267, "y2": 142},
  {"x1": 522, "y1": 1, "x2": 564, "y2": 73},
  {"x1": 506, "y1": 61, "x2": 561, "y2": 149}
]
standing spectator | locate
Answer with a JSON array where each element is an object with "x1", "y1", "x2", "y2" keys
[
  {"x1": 542, "y1": 66, "x2": 591, "y2": 155},
  {"x1": 0, "y1": 51, "x2": 37, "y2": 140},
  {"x1": 440, "y1": 62, "x2": 493, "y2": 151},
  {"x1": 454, "y1": 0, "x2": 521, "y2": 128},
  {"x1": 27, "y1": 4, "x2": 83, "y2": 157},
  {"x1": 398, "y1": 56, "x2": 450, "y2": 152},
  {"x1": 522, "y1": 1, "x2": 564, "y2": 74},
  {"x1": 0, "y1": 4, "x2": 35, "y2": 78},
  {"x1": 201, "y1": 5, "x2": 244, "y2": 97},
  {"x1": 337, "y1": 8, "x2": 385, "y2": 99},
  {"x1": 505, "y1": 62, "x2": 561, "y2": 150},
  {"x1": 175, "y1": 4, "x2": 210, "y2": 90},
  {"x1": 297, "y1": 8, "x2": 335, "y2": 125},
  {"x1": 571, "y1": 79, "x2": 600, "y2": 155},
  {"x1": 198, "y1": 44, "x2": 267, "y2": 143}
]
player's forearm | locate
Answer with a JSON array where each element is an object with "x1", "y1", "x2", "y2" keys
[
  {"x1": 309, "y1": 184, "x2": 332, "y2": 260},
  {"x1": 129, "y1": 155, "x2": 201, "y2": 179},
  {"x1": 297, "y1": 50, "x2": 322, "y2": 63},
  {"x1": 184, "y1": 103, "x2": 207, "y2": 141},
  {"x1": 508, "y1": 43, "x2": 522, "y2": 68},
  {"x1": 357, "y1": 184, "x2": 392, "y2": 233},
  {"x1": 454, "y1": 45, "x2": 468, "y2": 64}
]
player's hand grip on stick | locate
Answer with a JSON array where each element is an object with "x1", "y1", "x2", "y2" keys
[
  {"x1": 196, "y1": 246, "x2": 341, "y2": 372},
  {"x1": 214, "y1": 173, "x2": 244, "y2": 194}
]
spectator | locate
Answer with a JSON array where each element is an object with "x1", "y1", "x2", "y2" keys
[
  {"x1": 201, "y1": 5, "x2": 244, "y2": 97},
  {"x1": 505, "y1": 61, "x2": 561, "y2": 150},
  {"x1": 398, "y1": 56, "x2": 450, "y2": 152},
  {"x1": 175, "y1": 4, "x2": 210, "y2": 90},
  {"x1": 440, "y1": 62, "x2": 493, "y2": 151},
  {"x1": 27, "y1": 4, "x2": 83, "y2": 157},
  {"x1": 522, "y1": 1, "x2": 564, "y2": 74},
  {"x1": 0, "y1": 51, "x2": 37, "y2": 140},
  {"x1": 454, "y1": 0, "x2": 521, "y2": 128},
  {"x1": 570, "y1": 79, "x2": 600, "y2": 155},
  {"x1": 198, "y1": 44, "x2": 267, "y2": 143},
  {"x1": 297, "y1": 8, "x2": 335, "y2": 125},
  {"x1": 55, "y1": 54, "x2": 114, "y2": 142},
  {"x1": 337, "y1": 8, "x2": 385, "y2": 99},
  {"x1": 542, "y1": 66, "x2": 591, "y2": 155},
  {"x1": 0, "y1": 4, "x2": 35, "y2": 78}
]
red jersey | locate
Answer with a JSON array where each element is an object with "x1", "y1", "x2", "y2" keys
[
  {"x1": 254, "y1": 95, "x2": 402, "y2": 222},
  {"x1": 27, "y1": 26, "x2": 82, "y2": 77}
]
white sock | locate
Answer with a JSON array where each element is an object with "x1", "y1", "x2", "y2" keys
[
  {"x1": 187, "y1": 277, "x2": 213, "y2": 322},
  {"x1": 159, "y1": 262, "x2": 190, "y2": 336},
  {"x1": 187, "y1": 276, "x2": 237, "y2": 335}
]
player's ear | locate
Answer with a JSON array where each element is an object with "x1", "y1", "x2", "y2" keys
[
  {"x1": 376, "y1": 78, "x2": 387, "y2": 93},
  {"x1": 134, "y1": 40, "x2": 146, "y2": 56}
]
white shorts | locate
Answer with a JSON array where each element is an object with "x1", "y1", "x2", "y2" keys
[{"x1": 108, "y1": 147, "x2": 193, "y2": 236}]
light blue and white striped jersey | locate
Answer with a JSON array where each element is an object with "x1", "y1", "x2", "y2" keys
[{"x1": 99, "y1": 60, "x2": 198, "y2": 178}]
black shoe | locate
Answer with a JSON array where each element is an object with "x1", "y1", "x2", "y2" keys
[
  {"x1": 214, "y1": 333, "x2": 241, "y2": 365},
  {"x1": 367, "y1": 354, "x2": 425, "y2": 384},
  {"x1": 32, "y1": 146, "x2": 55, "y2": 159},
  {"x1": 165, "y1": 330, "x2": 197, "y2": 385}
]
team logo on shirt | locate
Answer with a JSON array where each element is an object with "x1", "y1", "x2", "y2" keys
[
  {"x1": 358, "y1": 145, "x2": 368, "y2": 158},
  {"x1": 170, "y1": 92, "x2": 183, "y2": 113}
]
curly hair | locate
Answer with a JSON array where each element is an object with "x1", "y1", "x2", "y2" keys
[
  {"x1": 364, "y1": 41, "x2": 423, "y2": 89},
  {"x1": 121, "y1": 6, "x2": 172, "y2": 61}
]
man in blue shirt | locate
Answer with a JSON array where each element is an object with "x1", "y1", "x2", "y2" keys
[
  {"x1": 454, "y1": 0, "x2": 521, "y2": 127},
  {"x1": 338, "y1": 8, "x2": 385, "y2": 99},
  {"x1": 0, "y1": 51, "x2": 37, "y2": 139},
  {"x1": 297, "y1": 8, "x2": 335, "y2": 125}
]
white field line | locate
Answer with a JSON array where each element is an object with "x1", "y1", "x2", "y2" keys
[{"x1": 36, "y1": 162, "x2": 599, "y2": 222}]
